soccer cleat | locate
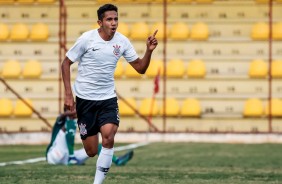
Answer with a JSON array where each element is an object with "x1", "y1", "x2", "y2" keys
[
  {"x1": 115, "y1": 150, "x2": 134, "y2": 166},
  {"x1": 68, "y1": 156, "x2": 80, "y2": 165}
]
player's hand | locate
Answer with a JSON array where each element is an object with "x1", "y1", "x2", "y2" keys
[
  {"x1": 147, "y1": 30, "x2": 158, "y2": 51},
  {"x1": 64, "y1": 95, "x2": 76, "y2": 114}
]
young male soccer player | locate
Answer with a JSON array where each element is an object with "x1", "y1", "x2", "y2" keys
[
  {"x1": 46, "y1": 110, "x2": 134, "y2": 166},
  {"x1": 61, "y1": 3, "x2": 158, "y2": 183}
]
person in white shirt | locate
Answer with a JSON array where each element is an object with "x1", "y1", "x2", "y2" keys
[{"x1": 61, "y1": 3, "x2": 158, "y2": 184}]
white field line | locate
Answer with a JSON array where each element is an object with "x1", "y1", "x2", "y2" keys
[{"x1": 0, "y1": 142, "x2": 150, "y2": 167}]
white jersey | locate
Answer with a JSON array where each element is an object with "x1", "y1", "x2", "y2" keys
[{"x1": 66, "y1": 29, "x2": 138, "y2": 100}]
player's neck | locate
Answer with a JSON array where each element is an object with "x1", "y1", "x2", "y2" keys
[{"x1": 98, "y1": 28, "x2": 114, "y2": 41}]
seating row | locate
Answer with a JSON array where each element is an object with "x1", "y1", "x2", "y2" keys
[
  {"x1": 0, "y1": 23, "x2": 49, "y2": 41},
  {"x1": 1, "y1": 97, "x2": 282, "y2": 118}
]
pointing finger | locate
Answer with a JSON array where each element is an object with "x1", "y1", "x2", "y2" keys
[{"x1": 153, "y1": 29, "x2": 158, "y2": 37}]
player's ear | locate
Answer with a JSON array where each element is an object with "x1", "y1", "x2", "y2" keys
[{"x1": 97, "y1": 20, "x2": 102, "y2": 27}]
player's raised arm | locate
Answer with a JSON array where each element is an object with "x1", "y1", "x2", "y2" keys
[{"x1": 129, "y1": 29, "x2": 159, "y2": 74}]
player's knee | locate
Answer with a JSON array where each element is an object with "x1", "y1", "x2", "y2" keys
[{"x1": 102, "y1": 135, "x2": 115, "y2": 148}]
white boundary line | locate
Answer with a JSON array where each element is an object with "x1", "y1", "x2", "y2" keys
[{"x1": 0, "y1": 142, "x2": 150, "y2": 167}]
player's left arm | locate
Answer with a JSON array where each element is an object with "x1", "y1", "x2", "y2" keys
[{"x1": 130, "y1": 30, "x2": 158, "y2": 74}]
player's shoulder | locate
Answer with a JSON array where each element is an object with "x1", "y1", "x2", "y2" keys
[
  {"x1": 80, "y1": 29, "x2": 98, "y2": 39},
  {"x1": 114, "y1": 31, "x2": 130, "y2": 43}
]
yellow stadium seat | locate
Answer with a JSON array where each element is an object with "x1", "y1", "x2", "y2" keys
[
  {"x1": 187, "y1": 59, "x2": 206, "y2": 78},
  {"x1": 119, "y1": 98, "x2": 137, "y2": 116},
  {"x1": 114, "y1": 61, "x2": 124, "y2": 78},
  {"x1": 167, "y1": 59, "x2": 185, "y2": 78},
  {"x1": 2, "y1": 60, "x2": 21, "y2": 79},
  {"x1": 0, "y1": 98, "x2": 13, "y2": 117},
  {"x1": 0, "y1": 23, "x2": 9, "y2": 41},
  {"x1": 117, "y1": 22, "x2": 130, "y2": 37},
  {"x1": 160, "y1": 98, "x2": 180, "y2": 116},
  {"x1": 243, "y1": 98, "x2": 264, "y2": 117},
  {"x1": 191, "y1": 22, "x2": 209, "y2": 40},
  {"x1": 37, "y1": 0, "x2": 56, "y2": 3},
  {"x1": 115, "y1": 0, "x2": 134, "y2": 3},
  {"x1": 124, "y1": 64, "x2": 142, "y2": 78},
  {"x1": 17, "y1": 0, "x2": 34, "y2": 3},
  {"x1": 169, "y1": 22, "x2": 189, "y2": 40},
  {"x1": 251, "y1": 22, "x2": 269, "y2": 40},
  {"x1": 10, "y1": 23, "x2": 29, "y2": 41},
  {"x1": 276, "y1": 0, "x2": 282, "y2": 2},
  {"x1": 255, "y1": 0, "x2": 269, "y2": 3},
  {"x1": 271, "y1": 60, "x2": 282, "y2": 78},
  {"x1": 139, "y1": 98, "x2": 159, "y2": 116},
  {"x1": 14, "y1": 99, "x2": 33, "y2": 117},
  {"x1": 248, "y1": 59, "x2": 268, "y2": 78},
  {"x1": 195, "y1": 0, "x2": 213, "y2": 3},
  {"x1": 22, "y1": 60, "x2": 42, "y2": 79},
  {"x1": 30, "y1": 23, "x2": 49, "y2": 41},
  {"x1": 180, "y1": 98, "x2": 201, "y2": 117},
  {"x1": 0, "y1": 0, "x2": 14, "y2": 4},
  {"x1": 145, "y1": 59, "x2": 164, "y2": 78},
  {"x1": 273, "y1": 22, "x2": 282, "y2": 40},
  {"x1": 150, "y1": 22, "x2": 168, "y2": 40},
  {"x1": 265, "y1": 98, "x2": 282, "y2": 117},
  {"x1": 130, "y1": 22, "x2": 149, "y2": 40},
  {"x1": 92, "y1": 23, "x2": 100, "y2": 29}
]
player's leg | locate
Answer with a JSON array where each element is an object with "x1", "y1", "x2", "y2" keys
[
  {"x1": 74, "y1": 148, "x2": 90, "y2": 165},
  {"x1": 65, "y1": 118, "x2": 78, "y2": 164},
  {"x1": 94, "y1": 123, "x2": 118, "y2": 184}
]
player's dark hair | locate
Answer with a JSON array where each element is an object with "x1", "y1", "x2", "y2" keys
[{"x1": 97, "y1": 4, "x2": 118, "y2": 21}]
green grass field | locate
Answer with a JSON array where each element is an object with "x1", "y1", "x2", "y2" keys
[{"x1": 1, "y1": 142, "x2": 282, "y2": 184}]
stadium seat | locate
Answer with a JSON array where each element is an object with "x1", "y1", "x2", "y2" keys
[
  {"x1": 13, "y1": 99, "x2": 33, "y2": 117},
  {"x1": 2, "y1": 60, "x2": 21, "y2": 79},
  {"x1": 167, "y1": 59, "x2": 185, "y2": 78},
  {"x1": 22, "y1": 60, "x2": 42, "y2": 79},
  {"x1": 117, "y1": 22, "x2": 130, "y2": 37},
  {"x1": 17, "y1": 0, "x2": 34, "y2": 3},
  {"x1": 139, "y1": 98, "x2": 159, "y2": 116},
  {"x1": 191, "y1": 22, "x2": 209, "y2": 41},
  {"x1": 145, "y1": 59, "x2": 164, "y2": 78},
  {"x1": 119, "y1": 98, "x2": 137, "y2": 116},
  {"x1": 187, "y1": 59, "x2": 206, "y2": 78},
  {"x1": 37, "y1": 0, "x2": 56, "y2": 3},
  {"x1": 115, "y1": 0, "x2": 134, "y2": 3},
  {"x1": 159, "y1": 98, "x2": 180, "y2": 116},
  {"x1": 150, "y1": 22, "x2": 167, "y2": 40},
  {"x1": 0, "y1": 98, "x2": 13, "y2": 117},
  {"x1": 243, "y1": 98, "x2": 264, "y2": 117},
  {"x1": 251, "y1": 22, "x2": 268, "y2": 40},
  {"x1": 10, "y1": 23, "x2": 29, "y2": 41},
  {"x1": 271, "y1": 60, "x2": 282, "y2": 78},
  {"x1": 92, "y1": 23, "x2": 100, "y2": 29},
  {"x1": 169, "y1": 22, "x2": 189, "y2": 40},
  {"x1": 124, "y1": 63, "x2": 142, "y2": 78},
  {"x1": 0, "y1": 0, "x2": 14, "y2": 3},
  {"x1": 173, "y1": 0, "x2": 193, "y2": 2},
  {"x1": 248, "y1": 59, "x2": 268, "y2": 78},
  {"x1": 195, "y1": 0, "x2": 213, "y2": 3},
  {"x1": 0, "y1": 23, "x2": 9, "y2": 41},
  {"x1": 265, "y1": 98, "x2": 282, "y2": 117},
  {"x1": 180, "y1": 98, "x2": 201, "y2": 117},
  {"x1": 255, "y1": 0, "x2": 270, "y2": 3},
  {"x1": 114, "y1": 61, "x2": 124, "y2": 78},
  {"x1": 130, "y1": 22, "x2": 149, "y2": 40},
  {"x1": 30, "y1": 23, "x2": 49, "y2": 41},
  {"x1": 273, "y1": 22, "x2": 282, "y2": 40}
]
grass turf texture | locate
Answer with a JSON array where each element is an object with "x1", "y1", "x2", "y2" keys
[{"x1": 0, "y1": 143, "x2": 282, "y2": 184}]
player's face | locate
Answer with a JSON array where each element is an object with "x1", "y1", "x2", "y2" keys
[{"x1": 98, "y1": 10, "x2": 118, "y2": 39}]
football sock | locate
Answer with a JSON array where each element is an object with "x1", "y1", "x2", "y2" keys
[
  {"x1": 94, "y1": 147, "x2": 114, "y2": 184},
  {"x1": 65, "y1": 118, "x2": 76, "y2": 157},
  {"x1": 98, "y1": 144, "x2": 118, "y2": 164}
]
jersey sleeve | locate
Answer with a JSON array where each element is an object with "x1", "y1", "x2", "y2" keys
[
  {"x1": 123, "y1": 38, "x2": 139, "y2": 62},
  {"x1": 66, "y1": 35, "x2": 87, "y2": 63}
]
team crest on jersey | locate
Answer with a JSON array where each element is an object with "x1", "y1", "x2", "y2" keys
[
  {"x1": 79, "y1": 123, "x2": 87, "y2": 136},
  {"x1": 113, "y1": 44, "x2": 121, "y2": 56}
]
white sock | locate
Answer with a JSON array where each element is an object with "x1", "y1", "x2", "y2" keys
[
  {"x1": 74, "y1": 148, "x2": 89, "y2": 164},
  {"x1": 93, "y1": 147, "x2": 114, "y2": 184}
]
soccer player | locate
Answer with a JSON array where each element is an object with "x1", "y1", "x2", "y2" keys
[
  {"x1": 46, "y1": 110, "x2": 134, "y2": 166},
  {"x1": 61, "y1": 3, "x2": 158, "y2": 183}
]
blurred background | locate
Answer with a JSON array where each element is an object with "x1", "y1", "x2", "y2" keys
[{"x1": 0, "y1": 0, "x2": 282, "y2": 143}]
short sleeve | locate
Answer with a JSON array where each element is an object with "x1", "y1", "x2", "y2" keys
[
  {"x1": 66, "y1": 36, "x2": 87, "y2": 63},
  {"x1": 123, "y1": 38, "x2": 138, "y2": 62}
]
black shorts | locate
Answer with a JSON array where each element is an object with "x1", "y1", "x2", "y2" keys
[{"x1": 76, "y1": 96, "x2": 120, "y2": 140}]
